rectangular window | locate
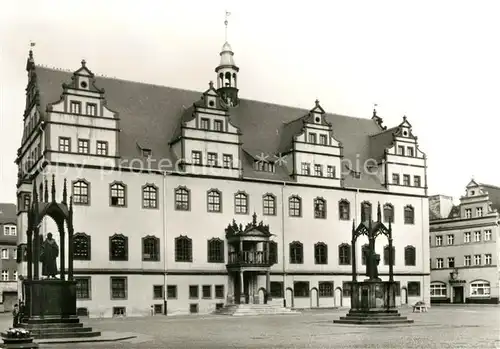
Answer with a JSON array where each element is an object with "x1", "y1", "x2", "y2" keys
[
  {"x1": 96, "y1": 141, "x2": 108, "y2": 155},
  {"x1": 301, "y1": 162, "x2": 310, "y2": 175},
  {"x1": 464, "y1": 255, "x2": 471, "y2": 266},
  {"x1": 474, "y1": 231, "x2": 481, "y2": 242},
  {"x1": 308, "y1": 133, "x2": 317, "y2": 143},
  {"x1": 153, "y1": 285, "x2": 163, "y2": 299},
  {"x1": 86, "y1": 103, "x2": 97, "y2": 116},
  {"x1": 207, "y1": 153, "x2": 218, "y2": 166},
  {"x1": 403, "y1": 174, "x2": 410, "y2": 186},
  {"x1": 293, "y1": 281, "x2": 310, "y2": 297},
  {"x1": 342, "y1": 282, "x2": 352, "y2": 297},
  {"x1": 474, "y1": 254, "x2": 481, "y2": 265},
  {"x1": 77, "y1": 139, "x2": 89, "y2": 154},
  {"x1": 270, "y1": 282, "x2": 284, "y2": 298},
  {"x1": 1, "y1": 271, "x2": 7, "y2": 281},
  {"x1": 436, "y1": 258, "x2": 443, "y2": 269},
  {"x1": 447, "y1": 234, "x2": 454, "y2": 245},
  {"x1": 222, "y1": 154, "x2": 233, "y2": 168},
  {"x1": 192, "y1": 151, "x2": 202, "y2": 165},
  {"x1": 189, "y1": 285, "x2": 199, "y2": 299},
  {"x1": 214, "y1": 120, "x2": 223, "y2": 131},
  {"x1": 202, "y1": 285, "x2": 212, "y2": 299},
  {"x1": 392, "y1": 174, "x2": 400, "y2": 185},
  {"x1": 407, "y1": 282, "x2": 420, "y2": 297},
  {"x1": 414, "y1": 175, "x2": 421, "y2": 187},
  {"x1": 327, "y1": 166, "x2": 335, "y2": 178},
  {"x1": 70, "y1": 101, "x2": 81, "y2": 114},
  {"x1": 1, "y1": 249, "x2": 8, "y2": 259},
  {"x1": 75, "y1": 277, "x2": 91, "y2": 299},
  {"x1": 167, "y1": 285, "x2": 177, "y2": 299},
  {"x1": 476, "y1": 207, "x2": 483, "y2": 217},
  {"x1": 464, "y1": 232, "x2": 471, "y2": 243},
  {"x1": 110, "y1": 277, "x2": 127, "y2": 299},
  {"x1": 58, "y1": 137, "x2": 71, "y2": 152},
  {"x1": 465, "y1": 209, "x2": 471, "y2": 218},
  {"x1": 447, "y1": 257, "x2": 455, "y2": 268},
  {"x1": 407, "y1": 147, "x2": 414, "y2": 157},
  {"x1": 484, "y1": 230, "x2": 491, "y2": 241},
  {"x1": 314, "y1": 164, "x2": 323, "y2": 176},
  {"x1": 485, "y1": 254, "x2": 492, "y2": 265},
  {"x1": 200, "y1": 118, "x2": 210, "y2": 130},
  {"x1": 435, "y1": 236, "x2": 442, "y2": 246},
  {"x1": 397, "y1": 146, "x2": 405, "y2": 155},
  {"x1": 215, "y1": 285, "x2": 225, "y2": 299},
  {"x1": 319, "y1": 134, "x2": 328, "y2": 145},
  {"x1": 318, "y1": 281, "x2": 334, "y2": 297}
]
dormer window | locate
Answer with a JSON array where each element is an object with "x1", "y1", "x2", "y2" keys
[
  {"x1": 309, "y1": 133, "x2": 317, "y2": 144},
  {"x1": 319, "y1": 134, "x2": 328, "y2": 145},
  {"x1": 254, "y1": 161, "x2": 275, "y2": 173},
  {"x1": 200, "y1": 118, "x2": 210, "y2": 130},
  {"x1": 214, "y1": 120, "x2": 223, "y2": 131},
  {"x1": 70, "y1": 101, "x2": 81, "y2": 114},
  {"x1": 476, "y1": 207, "x2": 483, "y2": 217},
  {"x1": 465, "y1": 208, "x2": 471, "y2": 218}
]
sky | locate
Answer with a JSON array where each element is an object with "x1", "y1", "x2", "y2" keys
[{"x1": 1, "y1": 0, "x2": 499, "y2": 204}]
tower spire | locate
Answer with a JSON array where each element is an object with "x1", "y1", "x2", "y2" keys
[{"x1": 224, "y1": 11, "x2": 231, "y2": 42}]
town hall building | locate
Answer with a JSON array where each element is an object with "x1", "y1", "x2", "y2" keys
[{"x1": 15, "y1": 33, "x2": 430, "y2": 317}]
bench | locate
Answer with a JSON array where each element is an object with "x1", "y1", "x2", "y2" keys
[{"x1": 412, "y1": 301, "x2": 428, "y2": 312}]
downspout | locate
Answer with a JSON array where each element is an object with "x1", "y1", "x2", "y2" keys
[
  {"x1": 281, "y1": 182, "x2": 286, "y2": 307},
  {"x1": 162, "y1": 171, "x2": 168, "y2": 315},
  {"x1": 421, "y1": 197, "x2": 426, "y2": 306}
]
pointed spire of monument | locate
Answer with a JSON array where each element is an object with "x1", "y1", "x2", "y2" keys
[
  {"x1": 51, "y1": 174, "x2": 56, "y2": 202},
  {"x1": 377, "y1": 202, "x2": 382, "y2": 222},
  {"x1": 44, "y1": 177, "x2": 49, "y2": 202},
  {"x1": 62, "y1": 178, "x2": 68, "y2": 205}
]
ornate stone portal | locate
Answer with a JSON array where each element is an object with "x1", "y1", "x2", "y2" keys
[
  {"x1": 334, "y1": 203, "x2": 414, "y2": 325},
  {"x1": 19, "y1": 175, "x2": 100, "y2": 339}
]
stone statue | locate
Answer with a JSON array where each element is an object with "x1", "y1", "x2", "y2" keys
[
  {"x1": 40, "y1": 233, "x2": 59, "y2": 278},
  {"x1": 366, "y1": 248, "x2": 381, "y2": 281}
]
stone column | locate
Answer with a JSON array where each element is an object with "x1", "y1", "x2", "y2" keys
[
  {"x1": 266, "y1": 270, "x2": 271, "y2": 302},
  {"x1": 26, "y1": 230, "x2": 33, "y2": 281},
  {"x1": 388, "y1": 238, "x2": 394, "y2": 282},
  {"x1": 33, "y1": 227, "x2": 40, "y2": 280},
  {"x1": 68, "y1": 227, "x2": 74, "y2": 281},
  {"x1": 59, "y1": 224, "x2": 65, "y2": 281},
  {"x1": 239, "y1": 271, "x2": 245, "y2": 304}
]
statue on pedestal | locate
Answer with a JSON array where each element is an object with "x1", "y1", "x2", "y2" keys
[
  {"x1": 40, "y1": 233, "x2": 59, "y2": 279},
  {"x1": 365, "y1": 248, "x2": 380, "y2": 281}
]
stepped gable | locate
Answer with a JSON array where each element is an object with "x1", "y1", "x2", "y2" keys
[{"x1": 35, "y1": 66, "x2": 387, "y2": 190}]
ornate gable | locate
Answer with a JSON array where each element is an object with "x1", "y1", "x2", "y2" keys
[
  {"x1": 393, "y1": 116, "x2": 415, "y2": 139},
  {"x1": 193, "y1": 81, "x2": 228, "y2": 111},
  {"x1": 225, "y1": 213, "x2": 271, "y2": 240},
  {"x1": 303, "y1": 100, "x2": 329, "y2": 126}
]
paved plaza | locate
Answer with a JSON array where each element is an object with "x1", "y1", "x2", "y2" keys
[{"x1": 2, "y1": 305, "x2": 499, "y2": 348}]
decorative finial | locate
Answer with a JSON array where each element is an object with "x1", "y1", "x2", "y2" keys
[
  {"x1": 44, "y1": 177, "x2": 49, "y2": 202},
  {"x1": 81, "y1": 59, "x2": 86, "y2": 67},
  {"x1": 51, "y1": 174, "x2": 56, "y2": 202},
  {"x1": 315, "y1": 99, "x2": 320, "y2": 107},
  {"x1": 377, "y1": 202, "x2": 381, "y2": 222},
  {"x1": 209, "y1": 81, "x2": 214, "y2": 89},
  {"x1": 69, "y1": 195, "x2": 73, "y2": 213},
  {"x1": 224, "y1": 11, "x2": 231, "y2": 42},
  {"x1": 252, "y1": 212, "x2": 257, "y2": 225},
  {"x1": 62, "y1": 178, "x2": 68, "y2": 205},
  {"x1": 373, "y1": 103, "x2": 378, "y2": 117},
  {"x1": 33, "y1": 179, "x2": 38, "y2": 204},
  {"x1": 29, "y1": 42, "x2": 35, "y2": 59},
  {"x1": 403, "y1": 115, "x2": 407, "y2": 121}
]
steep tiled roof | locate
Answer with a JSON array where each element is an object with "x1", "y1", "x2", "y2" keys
[
  {"x1": 0, "y1": 203, "x2": 16, "y2": 225},
  {"x1": 35, "y1": 66, "x2": 393, "y2": 190},
  {"x1": 481, "y1": 184, "x2": 500, "y2": 213},
  {"x1": 447, "y1": 205, "x2": 460, "y2": 219},
  {"x1": 429, "y1": 208, "x2": 440, "y2": 221},
  {"x1": 369, "y1": 127, "x2": 397, "y2": 159}
]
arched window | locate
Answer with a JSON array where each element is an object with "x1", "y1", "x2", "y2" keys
[
  {"x1": 338, "y1": 243, "x2": 351, "y2": 265},
  {"x1": 289, "y1": 195, "x2": 301, "y2": 217},
  {"x1": 207, "y1": 238, "x2": 224, "y2": 263},
  {"x1": 383, "y1": 245, "x2": 395, "y2": 265},
  {"x1": 404, "y1": 245, "x2": 416, "y2": 266},
  {"x1": 142, "y1": 236, "x2": 160, "y2": 261},
  {"x1": 383, "y1": 203, "x2": 394, "y2": 223},
  {"x1": 234, "y1": 192, "x2": 248, "y2": 215},
  {"x1": 314, "y1": 242, "x2": 328, "y2": 264},
  {"x1": 361, "y1": 244, "x2": 370, "y2": 265},
  {"x1": 207, "y1": 189, "x2": 222, "y2": 212},
  {"x1": 175, "y1": 236, "x2": 192, "y2": 262},
  {"x1": 263, "y1": 194, "x2": 276, "y2": 216},
  {"x1": 73, "y1": 233, "x2": 91, "y2": 260},
  {"x1": 289, "y1": 241, "x2": 303, "y2": 264},
  {"x1": 174, "y1": 186, "x2": 190, "y2": 211},
  {"x1": 72, "y1": 180, "x2": 90, "y2": 205},
  {"x1": 109, "y1": 234, "x2": 128, "y2": 261},
  {"x1": 404, "y1": 205, "x2": 415, "y2": 224},
  {"x1": 361, "y1": 201, "x2": 372, "y2": 222},
  {"x1": 430, "y1": 282, "x2": 447, "y2": 297},
  {"x1": 142, "y1": 185, "x2": 158, "y2": 209},
  {"x1": 109, "y1": 182, "x2": 126, "y2": 207},
  {"x1": 338, "y1": 200, "x2": 350, "y2": 220},
  {"x1": 470, "y1": 280, "x2": 490, "y2": 297},
  {"x1": 314, "y1": 197, "x2": 326, "y2": 219}
]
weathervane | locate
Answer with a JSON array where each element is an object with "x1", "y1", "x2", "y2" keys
[{"x1": 225, "y1": 11, "x2": 231, "y2": 42}]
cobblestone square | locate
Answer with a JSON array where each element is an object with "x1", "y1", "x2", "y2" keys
[{"x1": 21, "y1": 305, "x2": 497, "y2": 349}]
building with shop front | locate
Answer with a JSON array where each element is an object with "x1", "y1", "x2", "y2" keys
[
  {"x1": 0, "y1": 203, "x2": 20, "y2": 312},
  {"x1": 429, "y1": 180, "x2": 500, "y2": 304},
  {"x1": 15, "y1": 30, "x2": 430, "y2": 317}
]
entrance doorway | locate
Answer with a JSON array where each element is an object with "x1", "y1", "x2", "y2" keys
[{"x1": 453, "y1": 286, "x2": 464, "y2": 303}]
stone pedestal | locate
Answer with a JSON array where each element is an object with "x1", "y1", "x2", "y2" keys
[
  {"x1": 1, "y1": 336, "x2": 39, "y2": 348},
  {"x1": 23, "y1": 279, "x2": 77, "y2": 319},
  {"x1": 334, "y1": 280, "x2": 413, "y2": 325},
  {"x1": 20, "y1": 280, "x2": 101, "y2": 339}
]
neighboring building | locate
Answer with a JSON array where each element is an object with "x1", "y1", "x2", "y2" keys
[
  {"x1": 15, "y1": 33, "x2": 430, "y2": 317},
  {"x1": 0, "y1": 203, "x2": 19, "y2": 312},
  {"x1": 429, "y1": 180, "x2": 500, "y2": 304}
]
